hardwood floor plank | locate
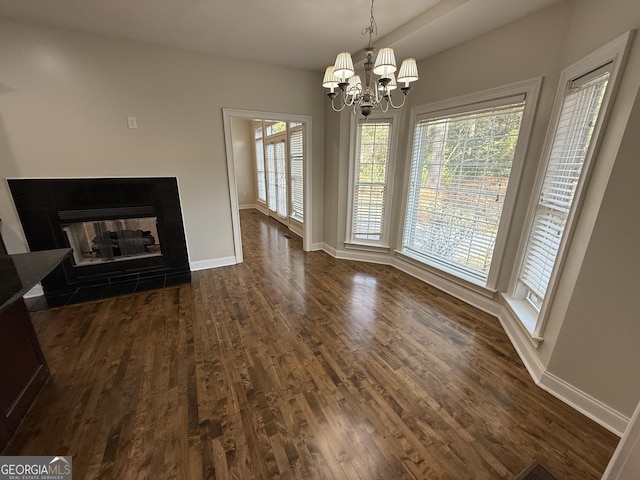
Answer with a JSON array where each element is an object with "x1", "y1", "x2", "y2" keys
[{"x1": 6, "y1": 209, "x2": 618, "y2": 479}]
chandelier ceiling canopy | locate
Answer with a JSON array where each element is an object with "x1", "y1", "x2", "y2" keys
[{"x1": 322, "y1": 0, "x2": 419, "y2": 118}]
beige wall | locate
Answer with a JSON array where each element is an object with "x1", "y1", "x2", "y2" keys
[
  {"x1": 549, "y1": 84, "x2": 640, "y2": 416},
  {"x1": 0, "y1": 16, "x2": 325, "y2": 262},
  {"x1": 322, "y1": 104, "x2": 349, "y2": 250},
  {"x1": 545, "y1": 0, "x2": 640, "y2": 416},
  {"x1": 230, "y1": 117, "x2": 256, "y2": 208}
]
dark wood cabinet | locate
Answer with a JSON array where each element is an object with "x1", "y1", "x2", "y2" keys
[
  {"x1": 0, "y1": 298, "x2": 50, "y2": 450},
  {"x1": 0, "y1": 222, "x2": 70, "y2": 451}
]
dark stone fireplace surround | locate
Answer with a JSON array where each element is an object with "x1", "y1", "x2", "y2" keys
[{"x1": 8, "y1": 177, "x2": 191, "y2": 307}]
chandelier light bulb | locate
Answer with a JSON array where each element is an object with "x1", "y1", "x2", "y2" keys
[
  {"x1": 379, "y1": 72, "x2": 397, "y2": 92},
  {"x1": 347, "y1": 75, "x2": 363, "y2": 98}
]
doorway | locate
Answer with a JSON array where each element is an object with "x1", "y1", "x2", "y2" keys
[{"x1": 222, "y1": 109, "x2": 312, "y2": 264}]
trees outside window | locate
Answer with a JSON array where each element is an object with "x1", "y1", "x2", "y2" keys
[{"x1": 401, "y1": 79, "x2": 540, "y2": 288}]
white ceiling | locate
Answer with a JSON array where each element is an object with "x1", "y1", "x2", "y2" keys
[{"x1": 0, "y1": 0, "x2": 563, "y2": 71}]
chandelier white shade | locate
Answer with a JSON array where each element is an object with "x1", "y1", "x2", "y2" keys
[
  {"x1": 397, "y1": 58, "x2": 419, "y2": 85},
  {"x1": 322, "y1": 0, "x2": 418, "y2": 117},
  {"x1": 333, "y1": 52, "x2": 356, "y2": 81},
  {"x1": 322, "y1": 66, "x2": 339, "y2": 91},
  {"x1": 372, "y1": 47, "x2": 396, "y2": 76}
]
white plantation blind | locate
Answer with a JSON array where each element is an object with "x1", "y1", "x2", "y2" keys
[
  {"x1": 266, "y1": 139, "x2": 289, "y2": 217},
  {"x1": 266, "y1": 142, "x2": 276, "y2": 211},
  {"x1": 352, "y1": 118, "x2": 392, "y2": 242},
  {"x1": 403, "y1": 101, "x2": 525, "y2": 280},
  {"x1": 255, "y1": 137, "x2": 266, "y2": 202},
  {"x1": 289, "y1": 126, "x2": 304, "y2": 221},
  {"x1": 519, "y1": 66, "x2": 610, "y2": 310},
  {"x1": 275, "y1": 140, "x2": 287, "y2": 217}
]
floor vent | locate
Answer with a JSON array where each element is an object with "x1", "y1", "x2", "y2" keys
[{"x1": 514, "y1": 461, "x2": 558, "y2": 480}]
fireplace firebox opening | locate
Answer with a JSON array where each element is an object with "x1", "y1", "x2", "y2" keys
[{"x1": 62, "y1": 216, "x2": 162, "y2": 266}]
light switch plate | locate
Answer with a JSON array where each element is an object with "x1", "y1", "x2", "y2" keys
[{"x1": 126, "y1": 116, "x2": 138, "y2": 129}]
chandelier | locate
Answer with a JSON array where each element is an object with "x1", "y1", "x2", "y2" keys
[{"x1": 322, "y1": 0, "x2": 419, "y2": 118}]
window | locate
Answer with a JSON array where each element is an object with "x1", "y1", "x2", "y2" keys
[
  {"x1": 255, "y1": 120, "x2": 305, "y2": 226},
  {"x1": 289, "y1": 124, "x2": 304, "y2": 221},
  {"x1": 401, "y1": 80, "x2": 540, "y2": 288},
  {"x1": 265, "y1": 138, "x2": 288, "y2": 219},
  {"x1": 347, "y1": 113, "x2": 398, "y2": 247},
  {"x1": 520, "y1": 67, "x2": 610, "y2": 312},
  {"x1": 507, "y1": 32, "x2": 630, "y2": 337},
  {"x1": 254, "y1": 125, "x2": 266, "y2": 203},
  {"x1": 265, "y1": 121, "x2": 286, "y2": 136}
]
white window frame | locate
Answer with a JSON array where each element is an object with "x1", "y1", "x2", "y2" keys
[
  {"x1": 253, "y1": 123, "x2": 267, "y2": 205},
  {"x1": 345, "y1": 110, "x2": 400, "y2": 251},
  {"x1": 289, "y1": 123, "x2": 305, "y2": 223},
  {"x1": 398, "y1": 78, "x2": 541, "y2": 291},
  {"x1": 505, "y1": 32, "x2": 632, "y2": 341}
]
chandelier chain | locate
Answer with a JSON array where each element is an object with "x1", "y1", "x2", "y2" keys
[{"x1": 361, "y1": 0, "x2": 378, "y2": 48}]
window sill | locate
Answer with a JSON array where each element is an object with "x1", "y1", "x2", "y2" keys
[
  {"x1": 394, "y1": 250, "x2": 496, "y2": 298},
  {"x1": 344, "y1": 242, "x2": 390, "y2": 254},
  {"x1": 502, "y1": 294, "x2": 543, "y2": 346}
]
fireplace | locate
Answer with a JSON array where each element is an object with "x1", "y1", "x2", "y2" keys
[{"x1": 8, "y1": 177, "x2": 191, "y2": 306}]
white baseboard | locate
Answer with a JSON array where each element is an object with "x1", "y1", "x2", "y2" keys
[
  {"x1": 255, "y1": 203, "x2": 269, "y2": 216},
  {"x1": 288, "y1": 221, "x2": 303, "y2": 239},
  {"x1": 335, "y1": 248, "x2": 393, "y2": 265},
  {"x1": 321, "y1": 243, "x2": 337, "y2": 257},
  {"x1": 239, "y1": 204, "x2": 257, "y2": 210},
  {"x1": 190, "y1": 256, "x2": 237, "y2": 271},
  {"x1": 498, "y1": 306, "x2": 628, "y2": 436},
  {"x1": 497, "y1": 308, "x2": 546, "y2": 381},
  {"x1": 394, "y1": 256, "x2": 501, "y2": 317},
  {"x1": 539, "y1": 370, "x2": 629, "y2": 437},
  {"x1": 310, "y1": 242, "x2": 325, "y2": 252}
]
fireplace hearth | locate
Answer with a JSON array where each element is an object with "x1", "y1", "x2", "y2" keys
[{"x1": 9, "y1": 177, "x2": 191, "y2": 306}]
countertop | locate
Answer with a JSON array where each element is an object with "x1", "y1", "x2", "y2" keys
[{"x1": 0, "y1": 248, "x2": 72, "y2": 313}]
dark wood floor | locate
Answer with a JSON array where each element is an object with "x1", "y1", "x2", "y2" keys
[{"x1": 6, "y1": 209, "x2": 618, "y2": 479}]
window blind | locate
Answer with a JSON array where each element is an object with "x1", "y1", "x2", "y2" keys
[
  {"x1": 519, "y1": 68, "x2": 610, "y2": 310},
  {"x1": 255, "y1": 138, "x2": 266, "y2": 202},
  {"x1": 402, "y1": 102, "x2": 525, "y2": 280},
  {"x1": 289, "y1": 127, "x2": 304, "y2": 221},
  {"x1": 265, "y1": 140, "x2": 288, "y2": 218},
  {"x1": 352, "y1": 119, "x2": 392, "y2": 242},
  {"x1": 275, "y1": 140, "x2": 288, "y2": 217},
  {"x1": 266, "y1": 142, "x2": 277, "y2": 213}
]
